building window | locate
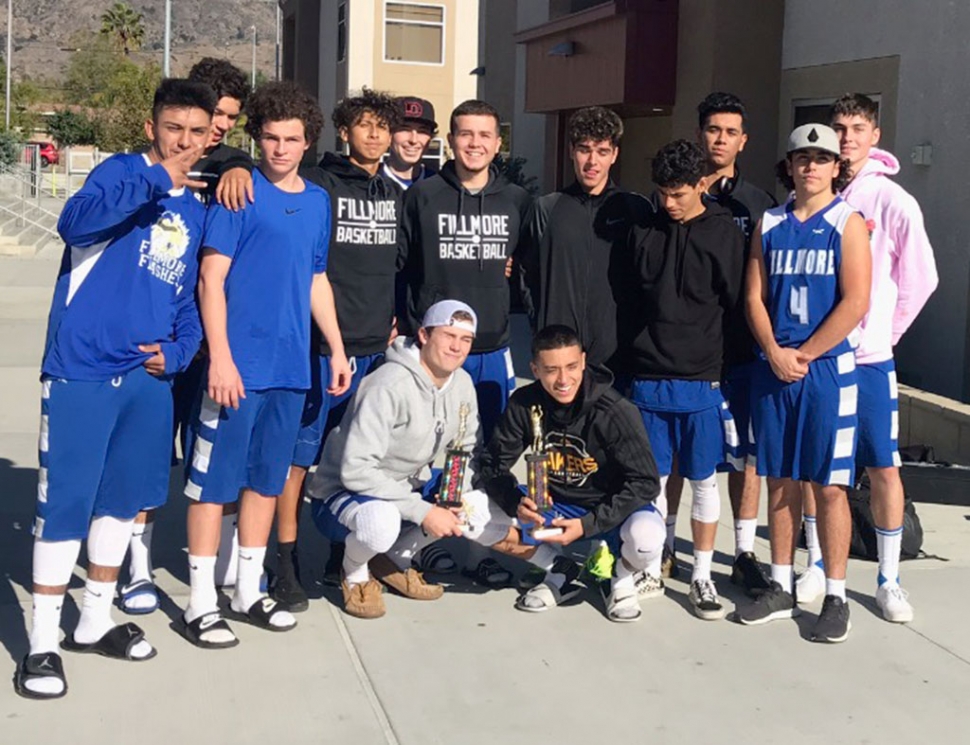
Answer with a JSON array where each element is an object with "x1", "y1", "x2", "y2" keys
[
  {"x1": 337, "y1": 3, "x2": 347, "y2": 63},
  {"x1": 384, "y1": 2, "x2": 445, "y2": 65}
]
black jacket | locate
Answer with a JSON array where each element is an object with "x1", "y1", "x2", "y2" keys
[
  {"x1": 191, "y1": 143, "x2": 252, "y2": 203},
  {"x1": 302, "y1": 153, "x2": 404, "y2": 357},
  {"x1": 706, "y1": 168, "x2": 777, "y2": 371},
  {"x1": 612, "y1": 202, "x2": 744, "y2": 380},
  {"x1": 479, "y1": 367, "x2": 660, "y2": 537},
  {"x1": 519, "y1": 182, "x2": 652, "y2": 366},
  {"x1": 399, "y1": 161, "x2": 532, "y2": 353}
]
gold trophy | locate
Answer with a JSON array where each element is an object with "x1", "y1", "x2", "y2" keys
[
  {"x1": 437, "y1": 402, "x2": 471, "y2": 509},
  {"x1": 526, "y1": 405, "x2": 562, "y2": 539}
]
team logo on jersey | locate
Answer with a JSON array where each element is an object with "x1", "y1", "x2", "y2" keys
[
  {"x1": 542, "y1": 432, "x2": 599, "y2": 487},
  {"x1": 865, "y1": 218, "x2": 876, "y2": 237},
  {"x1": 138, "y1": 210, "x2": 190, "y2": 289},
  {"x1": 149, "y1": 211, "x2": 190, "y2": 261}
]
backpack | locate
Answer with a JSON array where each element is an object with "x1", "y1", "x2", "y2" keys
[{"x1": 847, "y1": 473, "x2": 924, "y2": 561}]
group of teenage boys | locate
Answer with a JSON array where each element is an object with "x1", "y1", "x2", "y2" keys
[{"x1": 14, "y1": 51, "x2": 936, "y2": 700}]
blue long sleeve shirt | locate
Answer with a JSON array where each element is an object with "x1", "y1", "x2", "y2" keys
[{"x1": 43, "y1": 153, "x2": 205, "y2": 381}]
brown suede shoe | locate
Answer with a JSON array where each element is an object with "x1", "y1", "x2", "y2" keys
[
  {"x1": 341, "y1": 578, "x2": 385, "y2": 619},
  {"x1": 369, "y1": 553, "x2": 444, "y2": 600}
]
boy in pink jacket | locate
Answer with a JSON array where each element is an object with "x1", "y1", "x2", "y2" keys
[{"x1": 797, "y1": 93, "x2": 938, "y2": 623}]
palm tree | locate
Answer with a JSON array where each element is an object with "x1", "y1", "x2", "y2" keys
[{"x1": 100, "y1": 2, "x2": 145, "y2": 56}]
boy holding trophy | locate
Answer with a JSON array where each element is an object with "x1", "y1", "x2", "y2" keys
[{"x1": 479, "y1": 326, "x2": 666, "y2": 622}]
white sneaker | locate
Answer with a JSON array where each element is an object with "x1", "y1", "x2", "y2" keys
[
  {"x1": 633, "y1": 570, "x2": 666, "y2": 599},
  {"x1": 688, "y1": 578, "x2": 726, "y2": 621},
  {"x1": 795, "y1": 565, "x2": 825, "y2": 604},
  {"x1": 876, "y1": 583, "x2": 914, "y2": 623}
]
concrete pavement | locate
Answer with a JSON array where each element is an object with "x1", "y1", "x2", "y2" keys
[{"x1": 1, "y1": 254, "x2": 969, "y2": 744}]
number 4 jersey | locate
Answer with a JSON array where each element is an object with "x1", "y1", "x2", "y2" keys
[{"x1": 760, "y1": 196, "x2": 858, "y2": 358}]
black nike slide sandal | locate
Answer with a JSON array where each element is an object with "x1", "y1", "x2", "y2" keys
[
  {"x1": 61, "y1": 622, "x2": 157, "y2": 661},
  {"x1": 14, "y1": 652, "x2": 68, "y2": 700}
]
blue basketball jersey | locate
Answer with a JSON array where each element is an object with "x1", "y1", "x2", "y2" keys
[{"x1": 760, "y1": 197, "x2": 857, "y2": 358}]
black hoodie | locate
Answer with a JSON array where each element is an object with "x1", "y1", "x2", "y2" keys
[
  {"x1": 399, "y1": 161, "x2": 532, "y2": 352},
  {"x1": 519, "y1": 181, "x2": 652, "y2": 366},
  {"x1": 612, "y1": 202, "x2": 744, "y2": 381},
  {"x1": 302, "y1": 153, "x2": 404, "y2": 357},
  {"x1": 479, "y1": 366, "x2": 660, "y2": 537}
]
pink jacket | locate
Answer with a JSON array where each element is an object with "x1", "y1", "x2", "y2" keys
[{"x1": 841, "y1": 148, "x2": 938, "y2": 364}]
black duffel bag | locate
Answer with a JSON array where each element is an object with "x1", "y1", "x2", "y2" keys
[{"x1": 847, "y1": 473, "x2": 923, "y2": 561}]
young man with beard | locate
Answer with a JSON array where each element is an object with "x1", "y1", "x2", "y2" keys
[
  {"x1": 180, "y1": 81, "x2": 349, "y2": 648},
  {"x1": 739, "y1": 124, "x2": 870, "y2": 643},
  {"x1": 305, "y1": 301, "x2": 514, "y2": 619},
  {"x1": 796, "y1": 95, "x2": 937, "y2": 623},
  {"x1": 14, "y1": 79, "x2": 213, "y2": 699},
  {"x1": 519, "y1": 106, "x2": 650, "y2": 368},
  {"x1": 612, "y1": 140, "x2": 745, "y2": 621},
  {"x1": 123, "y1": 57, "x2": 254, "y2": 617},
  {"x1": 478, "y1": 325, "x2": 665, "y2": 622},
  {"x1": 381, "y1": 96, "x2": 437, "y2": 189},
  {"x1": 271, "y1": 89, "x2": 405, "y2": 610},
  {"x1": 661, "y1": 93, "x2": 777, "y2": 596}
]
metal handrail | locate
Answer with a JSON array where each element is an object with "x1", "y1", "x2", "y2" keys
[{"x1": 0, "y1": 200, "x2": 59, "y2": 237}]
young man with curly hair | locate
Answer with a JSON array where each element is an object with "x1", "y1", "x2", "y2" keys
[
  {"x1": 14, "y1": 79, "x2": 214, "y2": 699},
  {"x1": 518, "y1": 106, "x2": 650, "y2": 368},
  {"x1": 795, "y1": 95, "x2": 937, "y2": 623},
  {"x1": 271, "y1": 88, "x2": 405, "y2": 610},
  {"x1": 179, "y1": 81, "x2": 349, "y2": 648},
  {"x1": 612, "y1": 140, "x2": 745, "y2": 621},
  {"x1": 662, "y1": 93, "x2": 778, "y2": 596}
]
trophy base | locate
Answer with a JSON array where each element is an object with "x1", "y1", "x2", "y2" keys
[{"x1": 436, "y1": 499, "x2": 464, "y2": 509}]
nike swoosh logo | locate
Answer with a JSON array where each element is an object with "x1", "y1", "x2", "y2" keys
[
  {"x1": 285, "y1": 208, "x2": 300, "y2": 215},
  {"x1": 198, "y1": 615, "x2": 220, "y2": 630},
  {"x1": 89, "y1": 591, "x2": 102, "y2": 597},
  {"x1": 239, "y1": 555, "x2": 253, "y2": 561},
  {"x1": 190, "y1": 564, "x2": 199, "y2": 571},
  {"x1": 606, "y1": 218, "x2": 624, "y2": 226}
]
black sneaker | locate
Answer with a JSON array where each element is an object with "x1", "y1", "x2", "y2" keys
[
  {"x1": 811, "y1": 595, "x2": 852, "y2": 643},
  {"x1": 731, "y1": 551, "x2": 774, "y2": 597},
  {"x1": 323, "y1": 542, "x2": 346, "y2": 588},
  {"x1": 737, "y1": 581, "x2": 799, "y2": 625}
]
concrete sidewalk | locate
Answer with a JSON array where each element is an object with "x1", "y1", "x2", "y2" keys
[{"x1": 1, "y1": 255, "x2": 968, "y2": 744}]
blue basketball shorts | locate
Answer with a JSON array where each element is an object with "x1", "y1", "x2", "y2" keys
[
  {"x1": 462, "y1": 347, "x2": 516, "y2": 443},
  {"x1": 855, "y1": 359, "x2": 901, "y2": 469},
  {"x1": 751, "y1": 352, "x2": 858, "y2": 486},
  {"x1": 628, "y1": 379, "x2": 736, "y2": 480},
  {"x1": 184, "y1": 387, "x2": 305, "y2": 504},
  {"x1": 292, "y1": 352, "x2": 383, "y2": 469},
  {"x1": 34, "y1": 368, "x2": 173, "y2": 541},
  {"x1": 719, "y1": 362, "x2": 757, "y2": 471}
]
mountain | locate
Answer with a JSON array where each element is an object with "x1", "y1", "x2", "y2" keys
[{"x1": 5, "y1": 0, "x2": 279, "y2": 84}]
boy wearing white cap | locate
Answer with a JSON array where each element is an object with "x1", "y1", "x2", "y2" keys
[
  {"x1": 739, "y1": 124, "x2": 871, "y2": 643},
  {"x1": 306, "y1": 300, "x2": 513, "y2": 618}
]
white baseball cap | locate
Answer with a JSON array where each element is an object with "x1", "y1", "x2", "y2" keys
[
  {"x1": 787, "y1": 124, "x2": 841, "y2": 157},
  {"x1": 421, "y1": 300, "x2": 477, "y2": 336}
]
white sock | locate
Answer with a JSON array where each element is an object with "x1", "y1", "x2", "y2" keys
[
  {"x1": 691, "y1": 549, "x2": 713, "y2": 582},
  {"x1": 826, "y1": 577, "x2": 846, "y2": 601},
  {"x1": 528, "y1": 544, "x2": 566, "y2": 588},
  {"x1": 664, "y1": 514, "x2": 677, "y2": 552},
  {"x1": 214, "y1": 514, "x2": 239, "y2": 587},
  {"x1": 29, "y1": 593, "x2": 64, "y2": 655},
  {"x1": 771, "y1": 564, "x2": 793, "y2": 593},
  {"x1": 343, "y1": 533, "x2": 377, "y2": 585},
  {"x1": 232, "y1": 545, "x2": 267, "y2": 611},
  {"x1": 876, "y1": 525, "x2": 903, "y2": 587},
  {"x1": 804, "y1": 515, "x2": 823, "y2": 569},
  {"x1": 186, "y1": 554, "x2": 218, "y2": 622},
  {"x1": 73, "y1": 579, "x2": 117, "y2": 643},
  {"x1": 734, "y1": 518, "x2": 757, "y2": 557},
  {"x1": 127, "y1": 521, "x2": 154, "y2": 586}
]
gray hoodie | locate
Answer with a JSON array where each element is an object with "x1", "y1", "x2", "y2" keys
[{"x1": 306, "y1": 336, "x2": 481, "y2": 524}]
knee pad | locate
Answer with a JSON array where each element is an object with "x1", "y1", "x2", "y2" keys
[
  {"x1": 689, "y1": 475, "x2": 721, "y2": 524},
  {"x1": 620, "y1": 510, "x2": 665, "y2": 569},
  {"x1": 353, "y1": 500, "x2": 401, "y2": 554},
  {"x1": 87, "y1": 515, "x2": 135, "y2": 567},
  {"x1": 33, "y1": 538, "x2": 82, "y2": 587}
]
